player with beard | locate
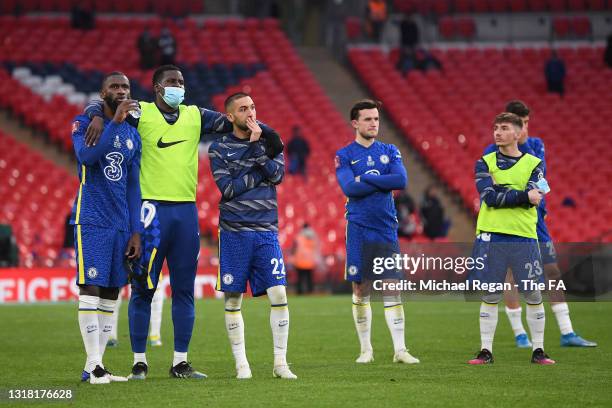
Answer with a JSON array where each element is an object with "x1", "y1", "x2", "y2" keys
[
  {"x1": 209, "y1": 93, "x2": 295, "y2": 379},
  {"x1": 335, "y1": 99, "x2": 419, "y2": 365},
  {"x1": 69, "y1": 72, "x2": 142, "y2": 384}
]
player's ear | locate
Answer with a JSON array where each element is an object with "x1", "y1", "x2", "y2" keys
[
  {"x1": 226, "y1": 112, "x2": 235, "y2": 123},
  {"x1": 351, "y1": 119, "x2": 358, "y2": 129}
]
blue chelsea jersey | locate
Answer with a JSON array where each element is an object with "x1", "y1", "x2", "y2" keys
[
  {"x1": 70, "y1": 115, "x2": 142, "y2": 232},
  {"x1": 336, "y1": 141, "x2": 405, "y2": 232}
]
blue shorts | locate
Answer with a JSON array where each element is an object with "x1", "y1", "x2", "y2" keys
[
  {"x1": 539, "y1": 240, "x2": 557, "y2": 265},
  {"x1": 217, "y1": 230, "x2": 286, "y2": 297},
  {"x1": 74, "y1": 224, "x2": 129, "y2": 288},
  {"x1": 345, "y1": 222, "x2": 401, "y2": 283},
  {"x1": 468, "y1": 232, "x2": 544, "y2": 291},
  {"x1": 135, "y1": 201, "x2": 200, "y2": 291}
]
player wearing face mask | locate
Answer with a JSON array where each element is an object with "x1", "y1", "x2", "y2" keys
[{"x1": 81, "y1": 65, "x2": 284, "y2": 380}]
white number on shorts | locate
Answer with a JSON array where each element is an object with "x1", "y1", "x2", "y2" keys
[
  {"x1": 141, "y1": 201, "x2": 156, "y2": 229},
  {"x1": 525, "y1": 260, "x2": 543, "y2": 279},
  {"x1": 271, "y1": 258, "x2": 286, "y2": 276}
]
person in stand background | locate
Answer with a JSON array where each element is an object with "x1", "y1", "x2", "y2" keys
[
  {"x1": 394, "y1": 189, "x2": 417, "y2": 240},
  {"x1": 137, "y1": 29, "x2": 158, "y2": 70},
  {"x1": 420, "y1": 185, "x2": 449, "y2": 239},
  {"x1": 158, "y1": 28, "x2": 177, "y2": 66},
  {"x1": 287, "y1": 125, "x2": 310, "y2": 177},
  {"x1": 544, "y1": 50, "x2": 566, "y2": 97},
  {"x1": 365, "y1": 0, "x2": 388, "y2": 43},
  {"x1": 291, "y1": 223, "x2": 321, "y2": 295}
]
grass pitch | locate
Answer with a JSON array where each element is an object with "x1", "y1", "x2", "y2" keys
[{"x1": 1, "y1": 297, "x2": 611, "y2": 407}]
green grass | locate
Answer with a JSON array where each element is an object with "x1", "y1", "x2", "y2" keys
[{"x1": 1, "y1": 297, "x2": 611, "y2": 407}]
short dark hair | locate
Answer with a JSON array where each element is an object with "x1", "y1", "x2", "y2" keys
[
  {"x1": 224, "y1": 92, "x2": 250, "y2": 111},
  {"x1": 101, "y1": 71, "x2": 128, "y2": 89},
  {"x1": 152, "y1": 64, "x2": 181, "y2": 86},
  {"x1": 494, "y1": 112, "x2": 523, "y2": 129},
  {"x1": 505, "y1": 100, "x2": 530, "y2": 118},
  {"x1": 350, "y1": 99, "x2": 382, "y2": 121}
]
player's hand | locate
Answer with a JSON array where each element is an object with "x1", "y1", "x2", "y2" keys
[
  {"x1": 247, "y1": 117, "x2": 262, "y2": 142},
  {"x1": 528, "y1": 189, "x2": 544, "y2": 206},
  {"x1": 113, "y1": 99, "x2": 140, "y2": 124},
  {"x1": 85, "y1": 116, "x2": 104, "y2": 147},
  {"x1": 125, "y1": 233, "x2": 141, "y2": 259}
]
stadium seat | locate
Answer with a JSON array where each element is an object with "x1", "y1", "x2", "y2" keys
[
  {"x1": 510, "y1": 0, "x2": 529, "y2": 11},
  {"x1": 547, "y1": 0, "x2": 568, "y2": 11},
  {"x1": 453, "y1": 0, "x2": 472, "y2": 12},
  {"x1": 345, "y1": 17, "x2": 362, "y2": 41},
  {"x1": 528, "y1": 0, "x2": 548, "y2": 10},
  {"x1": 490, "y1": 0, "x2": 509, "y2": 12},
  {"x1": 439, "y1": 17, "x2": 456, "y2": 39},
  {"x1": 552, "y1": 17, "x2": 571, "y2": 37},
  {"x1": 586, "y1": 0, "x2": 606, "y2": 10},
  {"x1": 567, "y1": 0, "x2": 587, "y2": 10},
  {"x1": 572, "y1": 16, "x2": 591, "y2": 37}
]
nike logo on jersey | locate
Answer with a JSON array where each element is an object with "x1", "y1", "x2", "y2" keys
[
  {"x1": 157, "y1": 137, "x2": 187, "y2": 148},
  {"x1": 227, "y1": 152, "x2": 237, "y2": 157},
  {"x1": 351, "y1": 159, "x2": 361, "y2": 165}
]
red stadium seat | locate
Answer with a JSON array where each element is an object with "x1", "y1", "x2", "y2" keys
[
  {"x1": 552, "y1": 17, "x2": 571, "y2": 37},
  {"x1": 567, "y1": 0, "x2": 587, "y2": 10},
  {"x1": 572, "y1": 16, "x2": 591, "y2": 37},
  {"x1": 489, "y1": 0, "x2": 509, "y2": 12},
  {"x1": 457, "y1": 18, "x2": 476, "y2": 38},
  {"x1": 547, "y1": 0, "x2": 568, "y2": 11},
  {"x1": 472, "y1": 0, "x2": 489, "y2": 12},
  {"x1": 509, "y1": 0, "x2": 529, "y2": 11},
  {"x1": 432, "y1": 0, "x2": 451, "y2": 14},
  {"x1": 586, "y1": 0, "x2": 606, "y2": 10},
  {"x1": 528, "y1": 0, "x2": 548, "y2": 10},
  {"x1": 439, "y1": 17, "x2": 456, "y2": 39},
  {"x1": 345, "y1": 17, "x2": 362, "y2": 40},
  {"x1": 453, "y1": 0, "x2": 472, "y2": 12}
]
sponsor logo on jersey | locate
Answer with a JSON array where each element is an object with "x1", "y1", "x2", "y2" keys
[
  {"x1": 157, "y1": 137, "x2": 187, "y2": 148},
  {"x1": 104, "y1": 152, "x2": 124, "y2": 181}
]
